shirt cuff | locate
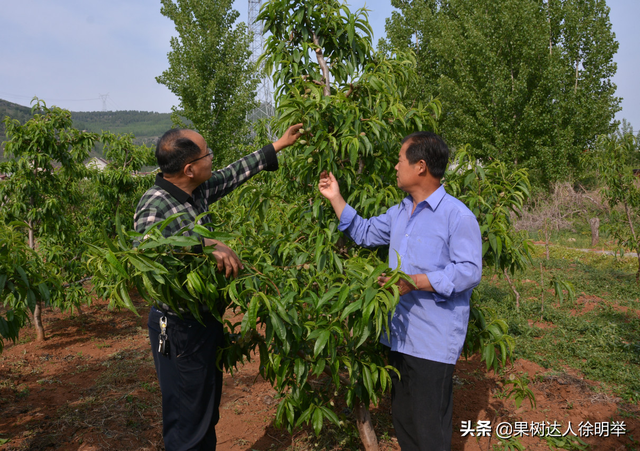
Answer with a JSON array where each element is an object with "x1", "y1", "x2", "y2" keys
[
  {"x1": 259, "y1": 143, "x2": 279, "y2": 171},
  {"x1": 338, "y1": 204, "x2": 357, "y2": 232},
  {"x1": 426, "y1": 271, "x2": 455, "y2": 298}
]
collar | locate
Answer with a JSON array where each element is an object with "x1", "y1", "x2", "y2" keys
[
  {"x1": 402, "y1": 184, "x2": 447, "y2": 212},
  {"x1": 155, "y1": 173, "x2": 192, "y2": 204}
]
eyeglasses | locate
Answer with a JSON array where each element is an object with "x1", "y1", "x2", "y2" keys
[{"x1": 187, "y1": 148, "x2": 213, "y2": 164}]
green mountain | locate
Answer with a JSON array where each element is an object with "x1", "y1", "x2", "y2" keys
[{"x1": 0, "y1": 99, "x2": 175, "y2": 161}]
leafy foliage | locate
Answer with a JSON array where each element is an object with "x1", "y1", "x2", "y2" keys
[
  {"x1": 85, "y1": 132, "x2": 156, "y2": 238},
  {"x1": 445, "y1": 146, "x2": 532, "y2": 275},
  {"x1": 0, "y1": 222, "x2": 60, "y2": 352},
  {"x1": 89, "y1": 0, "x2": 535, "y2": 441},
  {"x1": 0, "y1": 100, "x2": 98, "y2": 314},
  {"x1": 587, "y1": 132, "x2": 640, "y2": 278},
  {"x1": 384, "y1": 0, "x2": 620, "y2": 187},
  {"x1": 503, "y1": 372, "x2": 536, "y2": 409}
]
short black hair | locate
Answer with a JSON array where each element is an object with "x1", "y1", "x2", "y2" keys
[
  {"x1": 155, "y1": 129, "x2": 202, "y2": 175},
  {"x1": 402, "y1": 132, "x2": 450, "y2": 179}
]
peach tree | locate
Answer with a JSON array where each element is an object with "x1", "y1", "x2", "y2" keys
[
  {"x1": 87, "y1": 1, "x2": 531, "y2": 450},
  {"x1": 0, "y1": 100, "x2": 97, "y2": 341}
]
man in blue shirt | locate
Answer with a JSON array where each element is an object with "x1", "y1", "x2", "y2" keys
[{"x1": 318, "y1": 131, "x2": 482, "y2": 451}]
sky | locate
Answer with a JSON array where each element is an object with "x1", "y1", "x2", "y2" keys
[{"x1": 0, "y1": 0, "x2": 638, "y2": 130}]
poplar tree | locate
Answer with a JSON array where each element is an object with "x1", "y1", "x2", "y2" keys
[
  {"x1": 156, "y1": 0, "x2": 259, "y2": 166},
  {"x1": 385, "y1": 0, "x2": 620, "y2": 187}
]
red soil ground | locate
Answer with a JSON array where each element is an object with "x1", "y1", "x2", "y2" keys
[{"x1": 0, "y1": 298, "x2": 637, "y2": 450}]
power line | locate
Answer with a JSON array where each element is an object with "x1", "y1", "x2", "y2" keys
[{"x1": 0, "y1": 91, "x2": 101, "y2": 103}]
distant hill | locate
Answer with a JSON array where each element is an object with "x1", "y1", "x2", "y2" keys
[{"x1": 0, "y1": 99, "x2": 175, "y2": 161}]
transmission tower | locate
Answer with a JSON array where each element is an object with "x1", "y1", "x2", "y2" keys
[
  {"x1": 248, "y1": 0, "x2": 274, "y2": 120},
  {"x1": 99, "y1": 93, "x2": 109, "y2": 112}
]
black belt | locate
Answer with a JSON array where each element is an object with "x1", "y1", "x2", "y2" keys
[{"x1": 155, "y1": 303, "x2": 211, "y2": 318}]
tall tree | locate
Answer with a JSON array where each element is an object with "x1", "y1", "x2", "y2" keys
[
  {"x1": 156, "y1": 0, "x2": 259, "y2": 166},
  {"x1": 90, "y1": 1, "x2": 526, "y2": 449},
  {"x1": 385, "y1": 0, "x2": 620, "y2": 187}
]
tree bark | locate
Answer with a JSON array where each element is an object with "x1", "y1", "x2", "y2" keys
[
  {"x1": 34, "y1": 301, "x2": 46, "y2": 341},
  {"x1": 354, "y1": 399, "x2": 379, "y2": 451},
  {"x1": 589, "y1": 217, "x2": 600, "y2": 247}
]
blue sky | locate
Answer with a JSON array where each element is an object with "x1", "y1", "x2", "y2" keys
[{"x1": 1, "y1": 0, "x2": 638, "y2": 130}]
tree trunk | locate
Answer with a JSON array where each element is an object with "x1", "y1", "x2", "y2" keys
[
  {"x1": 503, "y1": 268, "x2": 520, "y2": 310},
  {"x1": 354, "y1": 399, "x2": 379, "y2": 451},
  {"x1": 312, "y1": 31, "x2": 331, "y2": 97},
  {"x1": 28, "y1": 219, "x2": 46, "y2": 341},
  {"x1": 540, "y1": 262, "x2": 545, "y2": 321},
  {"x1": 589, "y1": 217, "x2": 600, "y2": 247},
  {"x1": 34, "y1": 301, "x2": 46, "y2": 341},
  {"x1": 544, "y1": 220, "x2": 550, "y2": 260}
]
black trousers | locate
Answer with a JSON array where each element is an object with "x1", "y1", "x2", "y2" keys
[
  {"x1": 389, "y1": 350, "x2": 455, "y2": 451},
  {"x1": 148, "y1": 307, "x2": 224, "y2": 451}
]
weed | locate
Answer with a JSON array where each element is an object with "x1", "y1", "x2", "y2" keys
[
  {"x1": 493, "y1": 436, "x2": 525, "y2": 451},
  {"x1": 543, "y1": 434, "x2": 589, "y2": 450},
  {"x1": 141, "y1": 381, "x2": 158, "y2": 393},
  {"x1": 475, "y1": 245, "x2": 640, "y2": 401},
  {"x1": 16, "y1": 385, "x2": 29, "y2": 399}
]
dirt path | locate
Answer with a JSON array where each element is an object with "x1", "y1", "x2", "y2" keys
[{"x1": 0, "y1": 298, "x2": 637, "y2": 450}]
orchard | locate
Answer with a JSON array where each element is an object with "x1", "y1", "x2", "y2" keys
[{"x1": 3, "y1": 0, "x2": 636, "y2": 450}]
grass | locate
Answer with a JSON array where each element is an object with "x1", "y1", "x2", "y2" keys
[{"x1": 477, "y1": 244, "x2": 640, "y2": 402}]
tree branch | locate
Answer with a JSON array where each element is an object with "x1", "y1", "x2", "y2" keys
[{"x1": 312, "y1": 32, "x2": 331, "y2": 97}]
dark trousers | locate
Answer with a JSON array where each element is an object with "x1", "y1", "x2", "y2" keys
[
  {"x1": 148, "y1": 307, "x2": 224, "y2": 451},
  {"x1": 389, "y1": 350, "x2": 455, "y2": 451}
]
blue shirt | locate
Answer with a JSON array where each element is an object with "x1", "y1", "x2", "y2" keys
[{"x1": 339, "y1": 185, "x2": 482, "y2": 364}]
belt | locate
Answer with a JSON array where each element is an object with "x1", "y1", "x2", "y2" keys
[{"x1": 156, "y1": 302, "x2": 211, "y2": 318}]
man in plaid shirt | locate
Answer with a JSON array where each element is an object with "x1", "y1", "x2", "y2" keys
[{"x1": 135, "y1": 124, "x2": 302, "y2": 451}]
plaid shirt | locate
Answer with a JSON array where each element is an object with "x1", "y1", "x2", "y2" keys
[{"x1": 134, "y1": 144, "x2": 278, "y2": 237}]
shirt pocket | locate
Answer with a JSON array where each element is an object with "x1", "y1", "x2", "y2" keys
[{"x1": 407, "y1": 235, "x2": 445, "y2": 273}]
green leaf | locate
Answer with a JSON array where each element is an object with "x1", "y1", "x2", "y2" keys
[
  {"x1": 105, "y1": 251, "x2": 128, "y2": 279},
  {"x1": 312, "y1": 406, "x2": 323, "y2": 435},
  {"x1": 313, "y1": 329, "x2": 330, "y2": 358},
  {"x1": 339, "y1": 299, "x2": 362, "y2": 321},
  {"x1": 270, "y1": 310, "x2": 287, "y2": 341}
]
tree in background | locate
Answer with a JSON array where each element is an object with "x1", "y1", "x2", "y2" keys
[
  {"x1": 0, "y1": 222, "x2": 60, "y2": 353},
  {"x1": 85, "y1": 131, "x2": 156, "y2": 239},
  {"x1": 589, "y1": 132, "x2": 640, "y2": 280},
  {"x1": 384, "y1": 0, "x2": 620, "y2": 188},
  {"x1": 0, "y1": 100, "x2": 97, "y2": 341},
  {"x1": 156, "y1": 0, "x2": 259, "y2": 167}
]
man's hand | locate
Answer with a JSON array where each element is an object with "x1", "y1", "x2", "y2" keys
[
  {"x1": 378, "y1": 273, "x2": 433, "y2": 295},
  {"x1": 204, "y1": 239, "x2": 243, "y2": 278},
  {"x1": 273, "y1": 123, "x2": 304, "y2": 152},
  {"x1": 318, "y1": 171, "x2": 341, "y2": 201},
  {"x1": 318, "y1": 171, "x2": 347, "y2": 220}
]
